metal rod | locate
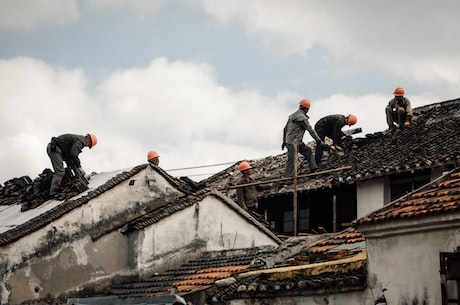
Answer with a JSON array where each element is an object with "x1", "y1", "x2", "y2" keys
[{"x1": 293, "y1": 139, "x2": 298, "y2": 237}]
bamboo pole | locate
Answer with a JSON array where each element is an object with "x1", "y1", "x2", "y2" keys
[{"x1": 293, "y1": 139, "x2": 298, "y2": 236}]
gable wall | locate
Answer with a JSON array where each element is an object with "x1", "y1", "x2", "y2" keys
[{"x1": 137, "y1": 196, "x2": 279, "y2": 273}]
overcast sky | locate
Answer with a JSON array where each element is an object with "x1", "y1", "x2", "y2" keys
[{"x1": 1, "y1": 0, "x2": 459, "y2": 183}]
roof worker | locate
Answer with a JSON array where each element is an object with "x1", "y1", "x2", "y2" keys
[
  {"x1": 314, "y1": 114, "x2": 357, "y2": 165},
  {"x1": 47, "y1": 133, "x2": 97, "y2": 197},
  {"x1": 386, "y1": 87, "x2": 413, "y2": 131},
  {"x1": 235, "y1": 161, "x2": 260, "y2": 211},
  {"x1": 282, "y1": 99, "x2": 325, "y2": 177},
  {"x1": 147, "y1": 150, "x2": 160, "y2": 166}
]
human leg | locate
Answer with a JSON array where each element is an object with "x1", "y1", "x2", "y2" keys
[
  {"x1": 47, "y1": 143, "x2": 64, "y2": 196},
  {"x1": 298, "y1": 142, "x2": 318, "y2": 171},
  {"x1": 284, "y1": 143, "x2": 296, "y2": 177}
]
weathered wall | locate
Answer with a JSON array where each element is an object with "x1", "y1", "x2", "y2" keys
[
  {"x1": 0, "y1": 168, "x2": 182, "y2": 305},
  {"x1": 138, "y1": 196, "x2": 279, "y2": 273},
  {"x1": 363, "y1": 214, "x2": 460, "y2": 305},
  {"x1": 4, "y1": 233, "x2": 130, "y2": 304}
]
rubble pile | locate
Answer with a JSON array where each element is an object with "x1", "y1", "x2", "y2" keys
[{"x1": 0, "y1": 168, "x2": 90, "y2": 212}]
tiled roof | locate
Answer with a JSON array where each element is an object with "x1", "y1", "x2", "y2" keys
[
  {"x1": 106, "y1": 246, "x2": 278, "y2": 298},
  {"x1": 0, "y1": 165, "x2": 146, "y2": 247},
  {"x1": 203, "y1": 99, "x2": 460, "y2": 196},
  {"x1": 354, "y1": 167, "x2": 460, "y2": 225},
  {"x1": 97, "y1": 229, "x2": 366, "y2": 301}
]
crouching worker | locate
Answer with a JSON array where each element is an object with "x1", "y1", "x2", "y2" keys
[
  {"x1": 386, "y1": 87, "x2": 413, "y2": 130},
  {"x1": 47, "y1": 133, "x2": 97, "y2": 197}
]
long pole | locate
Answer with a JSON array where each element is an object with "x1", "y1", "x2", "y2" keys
[
  {"x1": 293, "y1": 140, "x2": 298, "y2": 236},
  {"x1": 220, "y1": 166, "x2": 352, "y2": 190}
]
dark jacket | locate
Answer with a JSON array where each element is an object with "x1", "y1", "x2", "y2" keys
[
  {"x1": 314, "y1": 115, "x2": 347, "y2": 148},
  {"x1": 51, "y1": 134, "x2": 86, "y2": 167},
  {"x1": 236, "y1": 175, "x2": 258, "y2": 209}
]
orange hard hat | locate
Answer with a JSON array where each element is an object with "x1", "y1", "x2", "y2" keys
[
  {"x1": 347, "y1": 115, "x2": 357, "y2": 126},
  {"x1": 147, "y1": 150, "x2": 159, "y2": 161},
  {"x1": 299, "y1": 99, "x2": 311, "y2": 109},
  {"x1": 393, "y1": 87, "x2": 405, "y2": 96},
  {"x1": 86, "y1": 134, "x2": 97, "y2": 148},
  {"x1": 238, "y1": 161, "x2": 252, "y2": 171}
]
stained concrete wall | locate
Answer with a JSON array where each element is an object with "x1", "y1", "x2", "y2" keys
[
  {"x1": 0, "y1": 168, "x2": 182, "y2": 305},
  {"x1": 362, "y1": 213, "x2": 460, "y2": 305}
]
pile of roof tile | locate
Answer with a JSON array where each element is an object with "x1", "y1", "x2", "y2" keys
[{"x1": 0, "y1": 168, "x2": 89, "y2": 212}]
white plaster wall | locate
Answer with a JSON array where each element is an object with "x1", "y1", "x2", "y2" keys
[
  {"x1": 365, "y1": 225, "x2": 460, "y2": 305},
  {"x1": 356, "y1": 177, "x2": 386, "y2": 218},
  {"x1": 138, "y1": 196, "x2": 279, "y2": 271}
]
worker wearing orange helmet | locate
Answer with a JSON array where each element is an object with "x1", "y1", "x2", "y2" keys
[
  {"x1": 235, "y1": 161, "x2": 258, "y2": 210},
  {"x1": 47, "y1": 133, "x2": 97, "y2": 197},
  {"x1": 282, "y1": 99, "x2": 325, "y2": 177},
  {"x1": 147, "y1": 150, "x2": 160, "y2": 166},
  {"x1": 386, "y1": 87, "x2": 413, "y2": 130},
  {"x1": 314, "y1": 114, "x2": 357, "y2": 165}
]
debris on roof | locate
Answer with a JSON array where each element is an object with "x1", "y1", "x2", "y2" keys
[{"x1": 0, "y1": 168, "x2": 89, "y2": 212}]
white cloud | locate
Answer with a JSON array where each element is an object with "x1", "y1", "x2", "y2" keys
[
  {"x1": 0, "y1": 56, "x2": 445, "y2": 184},
  {"x1": 196, "y1": 0, "x2": 460, "y2": 89},
  {"x1": 0, "y1": 0, "x2": 79, "y2": 30}
]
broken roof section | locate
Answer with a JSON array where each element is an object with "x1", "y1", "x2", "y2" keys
[
  {"x1": 0, "y1": 164, "x2": 197, "y2": 247},
  {"x1": 203, "y1": 98, "x2": 460, "y2": 196}
]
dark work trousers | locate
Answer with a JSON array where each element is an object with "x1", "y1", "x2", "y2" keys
[
  {"x1": 285, "y1": 142, "x2": 318, "y2": 177},
  {"x1": 314, "y1": 128, "x2": 327, "y2": 165},
  {"x1": 47, "y1": 143, "x2": 65, "y2": 196},
  {"x1": 386, "y1": 106, "x2": 407, "y2": 127}
]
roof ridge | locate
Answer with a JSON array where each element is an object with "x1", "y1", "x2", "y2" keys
[{"x1": 0, "y1": 164, "x2": 147, "y2": 247}]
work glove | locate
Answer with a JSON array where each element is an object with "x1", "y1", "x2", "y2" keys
[{"x1": 281, "y1": 142, "x2": 286, "y2": 150}]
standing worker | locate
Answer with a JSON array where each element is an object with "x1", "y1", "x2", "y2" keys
[
  {"x1": 282, "y1": 99, "x2": 325, "y2": 177},
  {"x1": 235, "y1": 161, "x2": 259, "y2": 211},
  {"x1": 47, "y1": 133, "x2": 97, "y2": 197},
  {"x1": 314, "y1": 114, "x2": 357, "y2": 165},
  {"x1": 147, "y1": 150, "x2": 160, "y2": 166},
  {"x1": 386, "y1": 87, "x2": 413, "y2": 130}
]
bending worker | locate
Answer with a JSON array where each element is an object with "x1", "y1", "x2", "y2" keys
[
  {"x1": 282, "y1": 99, "x2": 324, "y2": 177},
  {"x1": 386, "y1": 87, "x2": 413, "y2": 130},
  {"x1": 47, "y1": 133, "x2": 97, "y2": 197},
  {"x1": 314, "y1": 114, "x2": 357, "y2": 165}
]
